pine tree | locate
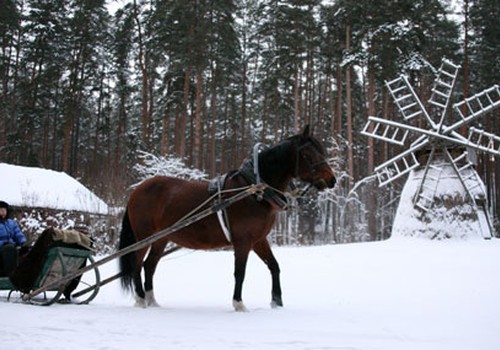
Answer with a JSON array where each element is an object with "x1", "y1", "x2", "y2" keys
[
  {"x1": 469, "y1": 0, "x2": 500, "y2": 88},
  {"x1": 61, "y1": 0, "x2": 110, "y2": 175},
  {"x1": 0, "y1": 0, "x2": 21, "y2": 158},
  {"x1": 15, "y1": 0, "x2": 69, "y2": 167},
  {"x1": 469, "y1": 0, "x2": 500, "y2": 227},
  {"x1": 112, "y1": 4, "x2": 136, "y2": 176}
]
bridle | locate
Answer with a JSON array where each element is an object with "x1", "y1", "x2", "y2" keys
[
  {"x1": 294, "y1": 139, "x2": 329, "y2": 180},
  {"x1": 240, "y1": 137, "x2": 331, "y2": 204}
]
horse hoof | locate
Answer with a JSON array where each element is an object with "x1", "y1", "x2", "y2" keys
[
  {"x1": 232, "y1": 300, "x2": 249, "y2": 312},
  {"x1": 271, "y1": 295, "x2": 283, "y2": 309},
  {"x1": 148, "y1": 300, "x2": 161, "y2": 307},
  {"x1": 271, "y1": 297, "x2": 283, "y2": 308},
  {"x1": 145, "y1": 290, "x2": 160, "y2": 307},
  {"x1": 134, "y1": 296, "x2": 148, "y2": 308}
]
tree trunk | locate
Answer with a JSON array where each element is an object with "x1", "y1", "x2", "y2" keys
[
  {"x1": 240, "y1": 60, "x2": 247, "y2": 160},
  {"x1": 317, "y1": 75, "x2": 328, "y2": 142},
  {"x1": 305, "y1": 49, "x2": 313, "y2": 128},
  {"x1": 345, "y1": 24, "x2": 354, "y2": 186},
  {"x1": 367, "y1": 68, "x2": 377, "y2": 240},
  {"x1": 327, "y1": 74, "x2": 335, "y2": 140},
  {"x1": 461, "y1": 0, "x2": 469, "y2": 136},
  {"x1": 335, "y1": 65, "x2": 343, "y2": 137},
  {"x1": 194, "y1": 64, "x2": 203, "y2": 169},
  {"x1": 92, "y1": 72, "x2": 104, "y2": 169},
  {"x1": 160, "y1": 110, "x2": 170, "y2": 155},
  {"x1": 133, "y1": 0, "x2": 149, "y2": 149},
  {"x1": 294, "y1": 66, "x2": 300, "y2": 131},
  {"x1": 178, "y1": 66, "x2": 191, "y2": 158}
]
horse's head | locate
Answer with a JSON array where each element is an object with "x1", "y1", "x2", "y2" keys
[{"x1": 293, "y1": 125, "x2": 336, "y2": 191}]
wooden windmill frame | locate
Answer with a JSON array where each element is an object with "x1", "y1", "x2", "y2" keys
[{"x1": 361, "y1": 58, "x2": 500, "y2": 236}]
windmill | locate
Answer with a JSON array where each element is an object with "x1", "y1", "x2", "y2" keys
[{"x1": 361, "y1": 58, "x2": 500, "y2": 239}]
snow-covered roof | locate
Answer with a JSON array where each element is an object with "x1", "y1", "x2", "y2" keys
[{"x1": 1, "y1": 163, "x2": 108, "y2": 215}]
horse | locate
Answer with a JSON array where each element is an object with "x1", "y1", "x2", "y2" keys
[{"x1": 119, "y1": 125, "x2": 336, "y2": 311}]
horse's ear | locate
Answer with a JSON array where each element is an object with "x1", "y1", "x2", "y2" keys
[{"x1": 302, "y1": 124, "x2": 311, "y2": 138}]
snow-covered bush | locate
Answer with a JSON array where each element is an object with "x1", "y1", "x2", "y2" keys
[
  {"x1": 132, "y1": 151, "x2": 208, "y2": 187},
  {"x1": 16, "y1": 208, "x2": 119, "y2": 254}
]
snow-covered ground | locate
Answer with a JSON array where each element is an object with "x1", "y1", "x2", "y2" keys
[{"x1": 2, "y1": 238, "x2": 499, "y2": 350}]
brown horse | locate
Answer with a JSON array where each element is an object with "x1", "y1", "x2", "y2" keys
[{"x1": 119, "y1": 126, "x2": 336, "y2": 311}]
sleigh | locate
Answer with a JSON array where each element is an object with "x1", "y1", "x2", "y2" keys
[{"x1": 0, "y1": 228, "x2": 100, "y2": 305}]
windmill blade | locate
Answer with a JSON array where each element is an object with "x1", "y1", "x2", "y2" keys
[
  {"x1": 428, "y1": 58, "x2": 461, "y2": 128},
  {"x1": 374, "y1": 152, "x2": 419, "y2": 187},
  {"x1": 444, "y1": 85, "x2": 500, "y2": 133},
  {"x1": 373, "y1": 117, "x2": 500, "y2": 159},
  {"x1": 413, "y1": 147, "x2": 443, "y2": 212},
  {"x1": 444, "y1": 149, "x2": 487, "y2": 204},
  {"x1": 365, "y1": 116, "x2": 439, "y2": 141},
  {"x1": 443, "y1": 129, "x2": 500, "y2": 159},
  {"x1": 373, "y1": 138, "x2": 429, "y2": 187},
  {"x1": 385, "y1": 75, "x2": 435, "y2": 127},
  {"x1": 361, "y1": 116, "x2": 410, "y2": 146},
  {"x1": 466, "y1": 127, "x2": 500, "y2": 157}
]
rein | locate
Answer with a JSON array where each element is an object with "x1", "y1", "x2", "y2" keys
[{"x1": 183, "y1": 184, "x2": 253, "y2": 224}]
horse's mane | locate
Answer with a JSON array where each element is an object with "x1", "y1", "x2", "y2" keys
[
  {"x1": 237, "y1": 131, "x2": 326, "y2": 190},
  {"x1": 260, "y1": 133, "x2": 325, "y2": 175},
  {"x1": 259, "y1": 138, "x2": 295, "y2": 177}
]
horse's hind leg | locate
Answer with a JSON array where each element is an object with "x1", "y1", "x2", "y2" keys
[
  {"x1": 142, "y1": 242, "x2": 167, "y2": 307},
  {"x1": 253, "y1": 239, "x2": 283, "y2": 308},
  {"x1": 133, "y1": 248, "x2": 149, "y2": 307}
]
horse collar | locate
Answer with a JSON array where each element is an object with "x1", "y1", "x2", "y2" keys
[
  {"x1": 237, "y1": 145, "x2": 289, "y2": 211},
  {"x1": 252, "y1": 142, "x2": 269, "y2": 185}
]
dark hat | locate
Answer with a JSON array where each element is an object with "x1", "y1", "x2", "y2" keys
[{"x1": 0, "y1": 201, "x2": 9, "y2": 220}]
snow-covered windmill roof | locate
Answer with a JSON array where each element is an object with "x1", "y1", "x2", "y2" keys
[{"x1": 1, "y1": 163, "x2": 109, "y2": 215}]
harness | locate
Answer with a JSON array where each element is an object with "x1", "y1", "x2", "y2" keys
[
  {"x1": 207, "y1": 144, "x2": 288, "y2": 243},
  {"x1": 238, "y1": 160, "x2": 290, "y2": 210},
  {"x1": 208, "y1": 139, "x2": 322, "y2": 242},
  {"x1": 238, "y1": 143, "x2": 291, "y2": 210},
  {"x1": 208, "y1": 174, "x2": 232, "y2": 243}
]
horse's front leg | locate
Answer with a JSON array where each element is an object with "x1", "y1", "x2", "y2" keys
[
  {"x1": 253, "y1": 238, "x2": 283, "y2": 308},
  {"x1": 232, "y1": 245, "x2": 251, "y2": 312}
]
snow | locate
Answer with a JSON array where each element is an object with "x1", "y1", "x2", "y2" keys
[
  {"x1": 0, "y1": 163, "x2": 109, "y2": 215},
  {"x1": 2, "y1": 239, "x2": 500, "y2": 350}
]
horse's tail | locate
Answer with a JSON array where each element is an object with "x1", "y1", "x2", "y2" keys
[{"x1": 119, "y1": 208, "x2": 137, "y2": 293}]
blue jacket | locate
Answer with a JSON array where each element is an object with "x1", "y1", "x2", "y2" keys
[{"x1": 0, "y1": 219, "x2": 27, "y2": 248}]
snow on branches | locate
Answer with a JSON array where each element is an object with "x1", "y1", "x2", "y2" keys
[{"x1": 133, "y1": 151, "x2": 208, "y2": 187}]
